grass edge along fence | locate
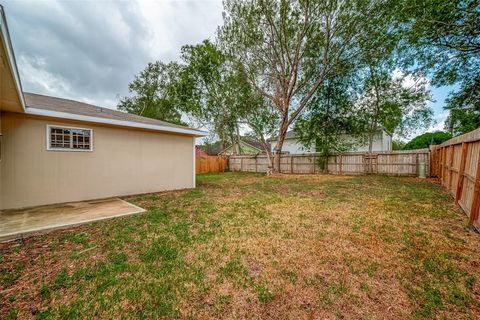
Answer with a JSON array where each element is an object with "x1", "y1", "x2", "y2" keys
[
  {"x1": 229, "y1": 149, "x2": 430, "y2": 176},
  {"x1": 430, "y1": 127, "x2": 480, "y2": 230}
]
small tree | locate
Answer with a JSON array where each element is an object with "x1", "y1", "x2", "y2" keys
[
  {"x1": 294, "y1": 74, "x2": 361, "y2": 171},
  {"x1": 356, "y1": 64, "x2": 433, "y2": 152},
  {"x1": 392, "y1": 140, "x2": 406, "y2": 150},
  {"x1": 244, "y1": 99, "x2": 279, "y2": 168}
]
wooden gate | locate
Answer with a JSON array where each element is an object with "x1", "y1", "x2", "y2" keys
[{"x1": 364, "y1": 154, "x2": 378, "y2": 174}]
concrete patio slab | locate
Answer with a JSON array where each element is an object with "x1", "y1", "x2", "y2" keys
[{"x1": 0, "y1": 198, "x2": 145, "y2": 242}]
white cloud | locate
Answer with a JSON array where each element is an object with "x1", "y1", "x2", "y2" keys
[
  {"x1": 429, "y1": 110, "x2": 449, "y2": 132},
  {"x1": 137, "y1": 0, "x2": 223, "y2": 61},
  {"x1": 392, "y1": 68, "x2": 430, "y2": 90}
]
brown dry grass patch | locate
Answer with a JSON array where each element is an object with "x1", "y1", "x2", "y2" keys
[{"x1": 1, "y1": 172, "x2": 480, "y2": 319}]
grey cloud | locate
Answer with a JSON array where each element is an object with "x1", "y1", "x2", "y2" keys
[{"x1": 2, "y1": 0, "x2": 222, "y2": 108}]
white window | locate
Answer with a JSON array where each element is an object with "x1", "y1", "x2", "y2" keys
[{"x1": 47, "y1": 125, "x2": 93, "y2": 151}]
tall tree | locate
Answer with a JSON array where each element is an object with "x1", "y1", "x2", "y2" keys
[
  {"x1": 219, "y1": 0, "x2": 396, "y2": 172},
  {"x1": 397, "y1": 0, "x2": 480, "y2": 135},
  {"x1": 118, "y1": 62, "x2": 185, "y2": 125}
]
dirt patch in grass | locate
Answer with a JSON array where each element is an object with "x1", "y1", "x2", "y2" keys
[{"x1": 1, "y1": 173, "x2": 480, "y2": 319}]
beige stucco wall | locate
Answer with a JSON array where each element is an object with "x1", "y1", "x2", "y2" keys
[{"x1": 0, "y1": 112, "x2": 195, "y2": 210}]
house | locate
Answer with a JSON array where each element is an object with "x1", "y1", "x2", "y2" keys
[
  {"x1": 195, "y1": 145, "x2": 208, "y2": 157},
  {"x1": 219, "y1": 139, "x2": 269, "y2": 155},
  {"x1": 0, "y1": 6, "x2": 206, "y2": 210},
  {"x1": 269, "y1": 129, "x2": 392, "y2": 154}
]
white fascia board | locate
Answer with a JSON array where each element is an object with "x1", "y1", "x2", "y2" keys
[
  {"x1": 25, "y1": 107, "x2": 208, "y2": 137},
  {"x1": 0, "y1": 5, "x2": 26, "y2": 111}
]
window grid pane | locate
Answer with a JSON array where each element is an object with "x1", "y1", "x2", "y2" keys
[
  {"x1": 49, "y1": 127, "x2": 91, "y2": 150},
  {"x1": 50, "y1": 128, "x2": 71, "y2": 149}
]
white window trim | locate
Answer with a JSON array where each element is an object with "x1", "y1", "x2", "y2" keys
[{"x1": 46, "y1": 124, "x2": 94, "y2": 152}]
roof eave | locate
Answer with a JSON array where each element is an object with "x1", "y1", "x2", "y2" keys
[
  {"x1": 0, "y1": 5, "x2": 25, "y2": 112},
  {"x1": 25, "y1": 107, "x2": 208, "y2": 137}
]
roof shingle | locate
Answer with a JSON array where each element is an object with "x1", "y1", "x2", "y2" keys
[{"x1": 24, "y1": 92, "x2": 203, "y2": 134}]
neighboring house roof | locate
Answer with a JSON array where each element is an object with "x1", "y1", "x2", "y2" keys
[
  {"x1": 23, "y1": 93, "x2": 206, "y2": 137},
  {"x1": 242, "y1": 138, "x2": 270, "y2": 151},
  {"x1": 219, "y1": 139, "x2": 266, "y2": 155}
]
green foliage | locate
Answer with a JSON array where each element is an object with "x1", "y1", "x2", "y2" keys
[
  {"x1": 176, "y1": 40, "x2": 269, "y2": 153},
  {"x1": 392, "y1": 140, "x2": 406, "y2": 150},
  {"x1": 403, "y1": 131, "x2": 452, "y2": 150},
  {"x1": 396, "y1": 0, "x2": 480, "y2": 135},
  {"x1": 118, "y1": 62, "x2": 185, "y2": 125},
  {"x1": 397, "y1": 0, "x2": 479, "y2": 87},
  {"x1": 444, "y1": 76, "x2": 480, "y2": 135},
  {"x1": 356, "y1": 63, "x2": 433, "y2": 150},
  {"x1": 219, "y1": 0, "x2": 397, "y2": 170},
  {"x1": 294, "y1": 74, "x2": 362, "y2": 170}
]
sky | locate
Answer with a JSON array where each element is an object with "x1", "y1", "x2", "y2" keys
[{"x1": 3, "y1": 0, "x2": 453, "y2": 139}]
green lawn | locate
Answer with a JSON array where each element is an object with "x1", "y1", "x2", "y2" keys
[{"x1": 1, "y1": 173, "x2": 480, "y2": 319}]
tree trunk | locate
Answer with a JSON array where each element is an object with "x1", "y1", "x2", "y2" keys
[
  {"x1": 259, "y1": 138, "x2": 274, "y2": 169},
  {"x1": 273, "y1": 119, "x2": 289, "y2": 173},
  {"x1": 235, "y1": 124, "x2": 242, "y2": 155},
  {"x1": 368, "y1": 132, "x2": 374, "y2": 154},
  {"x1": 265, "y1": 149, "x2": 274, "y2": 169}
]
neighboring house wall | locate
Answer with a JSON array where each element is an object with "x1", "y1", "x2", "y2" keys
[
  {"x1": 279, "y1": 139, "x2": 316, "y2": 154},
  {"x1": 0, "y1": 112, "x2": 195, "y2": 210},
  {"x1": 271, "y1": 131, "x2": 392, "y2": 154},
  {"x1": 383, "y1": 130, "x2": 392, "y2": 151},
  {"x1": 221, "y1": 141, "x2": 263, "y2": 155},
  {"x1": 342, "y1": 131, "x2": 392, "y2": 152}
]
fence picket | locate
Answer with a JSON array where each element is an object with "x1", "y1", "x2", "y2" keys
[
  {"x1": 229, "y1": 150, "x2": 429, "y2": 176},
  {"x1": 196, "y1": 156, "x2": 228, "y2": 174},
  {"x1": 430, "y1": 127, "x2": 480, "y2": 229}
]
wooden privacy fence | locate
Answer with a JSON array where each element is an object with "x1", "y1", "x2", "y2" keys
[
  {"x1": 196, "y1": 156, "x2": 228, "y2": 174},
  {"x1": 430, "y1": 128, "x2": 480, "y2": 229},
  {"x1": 229, "y1": 149, "x2": 429, "y2": 176}
]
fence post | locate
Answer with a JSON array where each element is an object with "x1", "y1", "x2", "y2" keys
[
  {"x1": 443, "y1": 147, "x2": 448, "y2": 183},
  {"x1": 449, "y1": 145, "x2": 455, "y2": 190},
  {"x1": 441, "y1": 147, "x2": 445, "y2": 180},
  {"x1": 255, "y1": 156, "x2": 258, "y2": 173},
  {"x1": 240, "y1": 157, "x2": 244, "y2": 171},
  {"x1": 455, "y1": 143, "x2": 468, "y2": 205},
  {"x1": 290, "y1": 155, "x2": 294, "y2": 173},
  {"x1": 438, "y1": 147, "x2": 442, "y2": 179},
  {"x1": 438, "y1": 147, "x2": 445, "y2": 180},
  {"x1": 416, "y1": 153, "x2": 419, "y2": 176},
  {"x1": 339, "y1": 154, "x2": 343, "y2": 175},
  {"x1": 469, "y1": 156, "x2": 480, "y2": 224},
  {"x1": 313, "y1": 154, "x2": 316, "y2": 174}
]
